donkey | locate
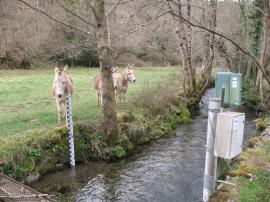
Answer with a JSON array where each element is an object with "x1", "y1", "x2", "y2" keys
[
  {"x1": 52, "y1": 65, "x2": 73, "y2": 123},
  {"x1": 93, "y1": 66, "x2": 118, "y2": 106},
  {"x1": 114, "y1": 64, "x2": 136, "y2": 103}
]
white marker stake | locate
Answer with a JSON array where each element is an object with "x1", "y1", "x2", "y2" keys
[{"x1": 66, "y1": 94, "x2": 75, "y2": 167}]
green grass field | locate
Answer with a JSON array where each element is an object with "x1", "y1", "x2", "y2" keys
[{"x1": 0, "y1": 67, "x2": 175, "y2": 138}]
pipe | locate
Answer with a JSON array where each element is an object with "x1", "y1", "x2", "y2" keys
[{"x1": 203, "y1": 98, "x2": 221, "y2": 202}]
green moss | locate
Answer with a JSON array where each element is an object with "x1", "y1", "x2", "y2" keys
[
  {"x1": 179, "y1": 107, "x2": 190, "y2": 118},
  {"x1": 228, "y1": 164, "x2": 255, "y2": 177},
  {"x1": 150, "y1": 128, "x2": 165, "y2": 138},
  {"x1": 160, "y1": 122, "x2": 174, "y2": 134},
  {"x1": 112, "y1": 145, "x2": 126, "y2": 158},
  {"x1": 256, "y1": 118, "x2": 270, "y2": 132},
  {"x1": 138, "y1": 136, "x2": 151, "y2": 144},
  {"x1": 119, "y1": 135, "x2": 134, "y2": 152},
  {"x1": 181, "y1": 116, "x2": 190, "y2": 124},
  {"x1": 117, "y1": 111, "x2": 136, "y2": 123},
  {"x1": 54, "y1": 126, "x2": 68, "y2": 135},
  {"x1": 247, "y1": 136, "x2": 262, "y2": 148},
  {"x1": 0, "y1": 123, "x2": 109, "y2": 180}
]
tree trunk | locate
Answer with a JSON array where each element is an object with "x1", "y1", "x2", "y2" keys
[
  {"x1": 199, "y1": 0, "x2": 217, "y2": 94},
  {"x1": 257, "y1": 0, "x2": 270, "y2": 101},
  {"x1": 175, "y1": 0, "x2": 195, "y2": 95},
  {"x1": 95, "y1": 0, "x2": 118, "y2": 146},
  {"x1": 238, "y1": 0, "x2": 249, "y2": 74}
]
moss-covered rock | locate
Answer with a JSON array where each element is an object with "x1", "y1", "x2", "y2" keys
[{"x1": 228, "y1": 164, "x2": 255, "y2": 177}]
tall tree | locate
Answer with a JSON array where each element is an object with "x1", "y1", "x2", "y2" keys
[
  {"x1": 168, "y1": 0, "x2": 196, "y2": 96},
  {"x1": 17, "y1": 0, "x2": 119, "y2": 146},
  {"x1": 92, "y1": 0, "x2": 119, "y2": 146},
  {"x1": 257, "y1": 0, "x2": 270, "y2": 100},
  {"x1": 199, "y1": 0, "x2": 217, "y2": 96}
]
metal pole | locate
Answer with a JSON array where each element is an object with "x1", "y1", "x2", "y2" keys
[
  {"x1": 66, "y1": 94, "x2": 75, "y2": 167},
  {"x1": 213, "y1": 86, "x2": 226, "y2": 183},
  {"x1": 220, "y1": 85, "x2": 225, "y2": 112},
  {"x1": 203, "y1": 98, "x2": 221, "y2": 202}
]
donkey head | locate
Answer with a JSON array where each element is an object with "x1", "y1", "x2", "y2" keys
[
  {"x1": 124, "y1": 64, "x2": 136, "y2": 82},
  {"x1": 54, "y1": 65, "x2": 68, "y2": 98}
]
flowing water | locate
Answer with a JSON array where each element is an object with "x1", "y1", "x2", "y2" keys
[{"x1": 32, "y1": 89, "x2": 256, "y2": 202}]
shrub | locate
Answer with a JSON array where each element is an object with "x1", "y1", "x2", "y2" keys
[
  {"x1": 132, "y1": 71, "x2": 184, "y2": 117},
  {"x1": 21, "y1": 57, "x2": 32, "y2": 69},
  {"x1": 0, "y1": 54, "x2": 13, "y2": 68},
  {"x1": 242, "y1": 79, "x2": 261, "y2": 108},
  {"x1": 255, "y1": 117, "x2": 270, "y2": 132}
]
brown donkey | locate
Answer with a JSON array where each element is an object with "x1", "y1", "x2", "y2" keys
[
  {"x1": 52, "y1": 65, "x2": 73, "y2": 123},
  {"x1": 114, "y1": 64, "x2": 136, "y2": 103},
  {"x1": 93, "y1": 67, "x2": 118, "y2": 106},
  {"x1": 93, "y1": 64, "x2": 135, "y2": 106}
]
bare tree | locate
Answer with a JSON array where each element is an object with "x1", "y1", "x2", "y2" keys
[
  {"x1": 199, "y1": 0, "x2": 217, "y2": 95},
  {"x1": 92, "y1": 0, "x2": 119, "y2": 146},
  {"x1": 169, "y1": 5, "x2": 270, "y2": 88},
  {"x1": 167, "y1": 0, "x2": 196, "y2": 96}
]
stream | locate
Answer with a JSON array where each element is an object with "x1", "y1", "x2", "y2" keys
[{"x1": 32, "y1": 89, "x2": 256, "y2": 202}]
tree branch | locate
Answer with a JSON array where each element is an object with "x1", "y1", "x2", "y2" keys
[
  {"x1": 16, "y1": 0, "x2": 91, "y2": 35},
  {"x1": 56, "y1": 0, "x2": 96, "y2": 28},
  {"x1": 169, "y1": 11, "x2": 270, "y2": 87},
  {"x1": 117, "y1": 11, "x2": 170, "y2": 41},
  {"x1": 107, "y1": 0, "x2": 121, "y2": 18}
]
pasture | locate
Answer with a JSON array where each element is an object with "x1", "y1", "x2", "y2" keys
[{"x1": 0, "y1": 66, "x2": 175, "y2": 138}]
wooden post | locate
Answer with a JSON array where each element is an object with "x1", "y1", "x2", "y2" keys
[
  {"x1": 203, "y1": 98, "x2": 221, "y2": 202},
  {"x1": 66, "y1": 94, "x2": 75, "y2": 167}
]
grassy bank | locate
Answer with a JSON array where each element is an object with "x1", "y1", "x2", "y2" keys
[
  {"x1": 0, "y1": 66, "x2": 172, "y2": 138},
  {"x1": 210, "y1": 117, "x2": 270, "y2": 202},
  {"x1": 0, "y1": 65, "x2": 191, "y2": 181}
]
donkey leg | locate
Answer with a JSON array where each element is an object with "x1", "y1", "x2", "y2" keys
[
  {"x1": 118, "y1": 93, "x2": 121, "y2": 103},
  {"x1": 56, "y1": 101, "x2": 61, "y2": 124},
  {"x1": 96, "y1": 91, "x2": 100, "y2": 107},
  {"x1": 115, "y1": 90, "x2": 118, "y2": 104},
  {"x1": 62, "y1": 102, "x2": 66, "y2": 118},
  {"x1": 121, "y1": 92, "x2": 124, "y2": 103},
  {"x1": 100, "y1": 92, "x2": 103, "y2": 106}
]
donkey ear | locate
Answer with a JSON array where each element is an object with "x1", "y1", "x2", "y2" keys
[
  {"x1": 64, "y1": 65, "x2": 68, "y2": 72},
  {"x1": 111, "y1": 66, "x2": 118, "y2": 73},
  {"x1": 129, "y1": 64, "x2": 134, "y2": 69},
  {"x1": 54, "y1": 66, "x2": 59, "y2": 74}
]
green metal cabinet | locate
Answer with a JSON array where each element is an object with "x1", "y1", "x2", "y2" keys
[{"x1": 215, "y1": 72, "x2": 242, "y2": 105}]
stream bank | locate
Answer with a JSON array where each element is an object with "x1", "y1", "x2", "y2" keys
[{"x1": 32, "y1": 89, "x2": 256, "y2": 202}]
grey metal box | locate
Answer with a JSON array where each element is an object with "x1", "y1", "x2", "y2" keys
[{"x1": 214, "y1": 112, "x2": 245, "y2": 159}]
